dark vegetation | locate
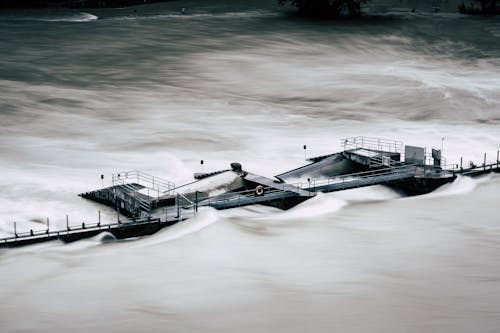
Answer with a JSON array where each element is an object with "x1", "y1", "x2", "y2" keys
[
  {"x1": 278, "y1": 0, "x2": 370, "y2": 18},
  {"x1": 458, "y1": 0, "x2": 500, "y2": 14}
]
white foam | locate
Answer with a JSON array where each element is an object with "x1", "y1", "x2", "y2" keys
[
  {"x1": 48, "y1": 232, "x2": 117, "y2": 252},
  {"x1": 329, "y1": 185, "x2": 401, "y2": 202},
  {"x1": 412, "y1": 175, "x2": 480, "y2": 199},
  {"x1": 107, "y1": 10, "x2": 278, "y2": 22},
  {"x1": 263, "y1": 192, "x2": 347, "y2": 221},
  {"x1": 46, "y1": 12, "x2": 98, "y2": 22},
  {"x1": 130, "y1": 208, "x2": 219, "y2": 248}
]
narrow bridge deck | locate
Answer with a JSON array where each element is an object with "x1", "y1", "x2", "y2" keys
[
  {"x1": 309, "y1": 165, "x2": 419, "y2": 192},
  {"x1": 196, "y1": 165, "x2": 422, "y2": 210},
  {"x1": 0, "y1": 217, "x2": 180, "y2": 248},
  {"x1": 244, "y1": 173, "x2": 312, "y2": 196},
  {"x1": 203, "y1": 190, "x2": 306, "y2": 210}
]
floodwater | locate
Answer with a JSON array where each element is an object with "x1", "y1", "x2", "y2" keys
[{"x1": 0, "y1": 0, "x2": 499, "y2": 332}]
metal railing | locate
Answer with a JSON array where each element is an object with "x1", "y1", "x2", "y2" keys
[
  {"x1": 341, "y1": 136, "x2": 404, "y2": 153},
  {"x1": 190, "y1": 165, "x2": 422, "y2": 208},
  {"x1": 112, "y1": 170, "x2": 175, "y2": 196},
  {"x1": 0, "y1": 216, "x2": 163, "y2": 245},
  {"x1": 196, "y1": 186, "x2": 298, "y2": 209},
  {"x1": 306, "y1": 165, "x2": 419, "y2": 190}
]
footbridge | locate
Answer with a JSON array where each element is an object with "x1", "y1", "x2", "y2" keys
[{"x1": 194, "y1": 165, "x2": 423, "y2": 211}]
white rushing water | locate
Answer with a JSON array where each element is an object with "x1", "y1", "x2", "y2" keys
[{"x1": 0, "y1": 0, "x2": 499, "y2": 332}]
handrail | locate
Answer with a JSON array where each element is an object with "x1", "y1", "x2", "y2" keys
[
  {"x1": 197, "y1": 184, "x2": 299, "y2": 208},
  {"x1": 195, "y1": 164, "x2": 423, "y2": 207},
  {"x1": 307, "y1": 165, "x2": 418, "y2": 189},
  {"x1": 112, "y1": 170, "x2": 175, "y2": 195},
  {"x1": 204, "y1": 188, "x2": 291, "y2": 208},
  {"x1": 341, "y1": 136, "x2": 404, "y2": 153},
  {"x1": 176, "y1": 192, "x2": 194, "y2": 208},
  {"x1": 0, "y1": 217, "x2": 164, "y2": 244}
]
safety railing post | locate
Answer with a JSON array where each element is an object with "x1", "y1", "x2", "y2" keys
[{"x1": 176, "y1": 193, "x2": 180, "y2": 218}]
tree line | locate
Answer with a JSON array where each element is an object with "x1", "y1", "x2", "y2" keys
[{"x1": 278, "y1": 0, "x2": 500, "y2": 17}]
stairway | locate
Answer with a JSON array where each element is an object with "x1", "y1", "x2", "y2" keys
[
  {"x1": 79, "y1": 183, "x2": 154, "y2": 217},
  {"x1": 369, "y1": 154, "x2": 404, "y2": 168}
]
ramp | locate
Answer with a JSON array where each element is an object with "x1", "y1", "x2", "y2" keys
[
  {"x1": 309, "y1": 165, "x2": 418, "y2": 192},
  {"x1": 244, "y1": 173, "x2": 312, "y2": 197}
]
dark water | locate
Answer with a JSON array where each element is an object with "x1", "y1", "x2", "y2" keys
[{"x1": 0, "y1": 1, "x2": 500, "y2": 332}]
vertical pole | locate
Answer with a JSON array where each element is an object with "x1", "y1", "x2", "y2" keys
[
  {"x1": 441, "y1": 137, "x2": 444, "y2": 158},
  {"x1": 66, "y1": 214, "x2": 69, "y2": 230},
  {"x1": 165, "y1": 207, "x2": 168, "y2": 222},
  {"x1": 176, "y1": 193, "x2": 180, "y2": 219},
  {"x1": 195, "y1": 191, "x2": 199, "y2": 213},
  {"x1": 116, "y1": 200, "x2": 120, "y2": 223},
  {"x1": 47, "y1": 217, "x2": 49, "y2": 233},
  {"x1": 460, "y1": 157, "x2": 463, "y2": 170},
  {"x1": 14, "y1": 221, "x2": 17, "y2": 238},
  {"x1": 484, "y1": 153, "x2": 487, "y2": 170},
  {"x1": 497, "y1": 150, "x2": 499, "y2": 164},
  {"x1": 98, "y1": 210, "x2": 101, "y2": 225}
]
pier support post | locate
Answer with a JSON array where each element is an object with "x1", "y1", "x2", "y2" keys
[
  {"x1": 66, "y1": 215, "x2": 69, "y2": 231},
  {"x1": 46, "y1": 217, "x2": 49, "y2": 233},
  {"x1": 14, "y1": 221, "x2": 17, "y2": 238}
]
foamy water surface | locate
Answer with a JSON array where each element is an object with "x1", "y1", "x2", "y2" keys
[{"x1": 0, "y1": 0, "x2": 499, "y2": 332}]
